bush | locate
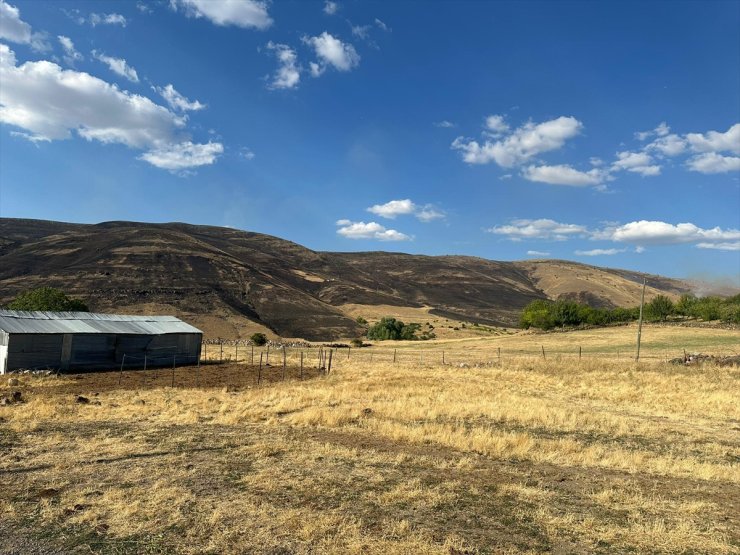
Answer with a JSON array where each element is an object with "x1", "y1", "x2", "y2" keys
[
  {"x1": 250, "y1": 332, "x2": 267, "y2": 346},
  {"x1": 7, "y1": 287, "x2": 88, "y2": 312},
  {"x1": 350, "y1": 338, "x2": 364, "y2": 348},
  {"x1": 355, "y1": 316, "x2": 368, "y2": 325},
  {"x1": 366, "y1": 317, "x2": 423, "y2": 341}
]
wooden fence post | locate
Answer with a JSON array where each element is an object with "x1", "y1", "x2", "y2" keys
[
  {"x1": 327, "y1": 349, "x2": 333, "y2": 374},
  {"x1": 498, "y1": 347, "x2": 501, "y2": 363},
  {"x1": 579, "y1": 346, "x2": 582, "y2": 360},
  {"x1": 204, "y1": 343, "x2": 207, "y2": 361},
  {"x1": 347, "y1": 347, "x2": 351, "y2": 360},
  {"x1": 282, "y1": 346, "x2": 286, "y2": 380},
  {"x1": 266, "y1": 344, "x2": 270, "y2": 365},
  {"x1": 442, "y1": 351, "x2": 445, "y2": 365},
  {"x1": 393, "y1": 349, "x2": 397, "y2": 363},
  {"x1": 541, "y1": 345, "x2": 546, "y2": 359},
  {"x1": 235, "y1": 344, "x2": 238, "y2": 363},
  {"x1": 118, "y1": 354, "x2": 126, "y2": 385},
  {"x1": 258, "y1": 353, "x2": 263, "y2": 385}
]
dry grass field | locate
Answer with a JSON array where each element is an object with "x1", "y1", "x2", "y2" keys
[{"x1": 1, "y1": 326, "x2": 739, "y2": 554}]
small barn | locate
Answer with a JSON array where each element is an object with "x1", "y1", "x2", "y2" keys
[{"x1": 0, "y1": 310, "x2": 202, "y2": 373}]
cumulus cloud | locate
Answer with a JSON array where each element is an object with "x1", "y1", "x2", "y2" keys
[
  {"x1": 265, "y1": 41, "x2": 300, "y2": 89},
  {"x1": 484, "y1": 114, "x2": 509, "y2": 135},
  {"x1": 367, "y1": 199, "x2": 415, "y2": 219},
  {"x1": 574, "y1": 248, "x2": 626, "y2": 256},
  {"x1": 686, "y1": 123, "x2": 740, "y2": 155},
  {"x1": 488, "y1": 219, "x2": 587, "y2": 241},
  {"x1": 597, "y1": 220, "x2": 740, "y2": 246},
  {"x1": 138, "y1": 141, "x2": 223, "y2": 171},
  {"x1": 304, "y1": 32, "x2": 360, "y2": 73},
  {"x1": 686, "y1": 152, "x2": 740, "y2": 174},
  {"x1": 646, "y1": 133, "x2": 687, "y2": 157},
  {"x1": 171, "y1": 0, "x2": 272, "y2": 29},
  {"x1": 58, "y1": 35, "x2": 83, "y2": 66},
  {"x1": 0, "y1": 44, "x2": 221, "y2": 171},
  {"x1": 336, "y1": 220, "x2": 411, "y2": 241},
  {"x1": 92, "y1": 51, "x2": 139, "y2": 83},
  {"x1": 522, "y1": 164, "x2": 607, "y2": 186},
  {"x1": 611, "y1": 150, "x2": 661, "y2": 176},
  {"x1": 155, "y1": 84, "x2": 205, "y2": 112},
  {"x1": 323, "y1": 1, "x2": 338, "y2": 15},
  {"x1": 0, "y1": 0, "x2": 49, "y2": 51},
  {"x1": 451, "y1": 116, "x2": 582, "y2": 168},
  {"x1": 526, "y1": 250, "x2": 550, "y2": 256},
  {"x1": 367, "y1": 199, "x2": 445, "y2": 222}
]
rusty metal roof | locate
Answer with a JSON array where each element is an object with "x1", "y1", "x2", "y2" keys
[{"x1": 0, "y1": 310, "x2": 202, "y2": 335}]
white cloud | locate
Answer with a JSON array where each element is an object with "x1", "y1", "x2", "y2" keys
[
  {"x1": 336, "y1": 220, "x2": 411, "y2": 241},
  {"x1": 155, "y1": 84, "x2": 205, "y2": 112},
  {"x1": 635, "y1": 121, "x2": 670, "y2": 141},
  {"x1": 574, "y1": 248, "x2": 626, "y2": 256},
  {"x1": 686, "y1": 123, "x2": 740, "y2": 155},
  {"x1": 522, "y1": 164, "x2": 607, "y2": 186},
  {"x1": 139, "y1": 141, "x2": 223, "y2": 172},
  {"x1": 488, "y1": 219, "x2": 587, "y2": 241},
  {"x1": 0, "y1": 0, "x2": 49, "y2": 51},
  {"x1": 374, "y1": 18, "x2": 389, "y2": 31},
  {"x1": 601, "y1": 220, "x2": 740, "y2": 246},
  {"x1": 304, "y1": 32, "x2": 359, "y2": 73},
  {"x1": 526, "y1": 250, "x2": 550, "y2": 256},
  {"x1": 367, "y1": 199, "x2": 415, "y2": 219},
  {"x1": 367, "y1": 199, "x2": 445, "y2": 222},
  {"x1": 171, "y1": 0, "x2": 272, "y2": 29},
  {"x1": 240, "y1": 147, "x2": 255, "y2": 160},
  {"x1": 0, "y1": 44, "x2": 220, "y2": 171},
  {"x1": 434, "y1": 120, "x2": 455, "y2": 128},
  {"x1": 309, "y1": 61, "x2": 324, "y2": 78},
  {"x1": 137, "y1": 3, "x2": 153, "y2": 14},
  {"x1": 89, "y1": 13, "x2": 127, "y2": 26},
  {"x1": 92, "y1": 51, "x2": 139, "y2": 83},
  {"x1": 696, "y1": 242, "x2": 740, "y2": 251},
  {"x1": 686, "y1": 152, "x2": 740, "y2": 174},
  {"x1": 646, "y1": 133, "x2": 686, "y2": 157},
  {"x1": 323, "y1": 1, "x2": 338, "y2": 15},
  {"x1": 416, "y1": 205, "x2": 445, "y2": 222},
  {"x1": 611, "y1": 150, "x2": 661, "y2": 176},
  {"x1": 265, "y1": 41, "x2": 300, "y2": 89},
  {"x1": 58, "y1": 35, "x2": 83, "y2": 66},
  {"x1": 484, "y1": 114, "x2": 509, "y2": 134},
  {"x1": 451, "y1": 116, "x2": 582, "y2": 167},
  {"x1": 351, "y1": 24, "x2": 371, "y2": 39}
]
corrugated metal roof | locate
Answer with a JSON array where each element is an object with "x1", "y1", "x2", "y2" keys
[{"x1": 0, "y1": 310, "x2": 202, "y2": 335}]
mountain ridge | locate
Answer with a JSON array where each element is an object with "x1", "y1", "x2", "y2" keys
[{"x1": 0, "y1": 218, "x2": 692, "y2": 340}]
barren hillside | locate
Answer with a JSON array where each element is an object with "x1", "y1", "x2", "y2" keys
[{"x1": 0, "y1": 218, "x2": 691, "y2": 339}]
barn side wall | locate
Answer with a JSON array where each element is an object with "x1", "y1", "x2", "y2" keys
[{"x1": 6, "y1": 332, "x2": 202, "y2": 371}]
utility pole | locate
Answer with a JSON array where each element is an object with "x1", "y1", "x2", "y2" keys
[{"x1": 635, "y1": 277, "x2": 646, "y2": 362}]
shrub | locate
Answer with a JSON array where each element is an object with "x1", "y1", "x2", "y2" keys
[
  {"x1": 355, "y1": 316, "x2": 368, "y2": 325},
  {"x1": 350, "y1": 338, "x2": 364, "y2": 348},
  {"x1": 7, "y1": 287, "x2": 89, "y2": 312},
  {"x1": 250, "y1": 332, "x2": 267, "y2": 346},
  {"x1": 366, "y1": 317, "x2": 423, "y2": 341}
]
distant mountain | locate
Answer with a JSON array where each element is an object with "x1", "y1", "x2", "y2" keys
[{"x1": 0, "y1": 218, "x2": 691, "y2": 339}]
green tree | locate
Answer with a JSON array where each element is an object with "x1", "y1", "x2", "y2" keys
[
  {"x1": 355, "y1": 316, "x2": 368, "y2": 325},
  {"x1": 7, "y1": 287, "x2": 88, "y2": 312},
  {"x1": 366, "y1": 317, "x2": 423, "y2": 340},
  {"x1": 645, "y1": 295, "x2": 674, "y2": 322},
  {"x1": 250, "y1": 332, "x2": 267, "y2": 346}
]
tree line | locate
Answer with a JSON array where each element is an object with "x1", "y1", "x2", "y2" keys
[{"x1": 520, "y1": 294, "x2": 740, "y2": 330}]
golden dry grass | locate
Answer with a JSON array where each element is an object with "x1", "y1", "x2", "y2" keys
[{"x1": 1, "y1": 329, "x2": 739, "y2": 554}]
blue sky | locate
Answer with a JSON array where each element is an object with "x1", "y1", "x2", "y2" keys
[{"x1": 1, "y1": 0, "x2": 739, "y2": 281}]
